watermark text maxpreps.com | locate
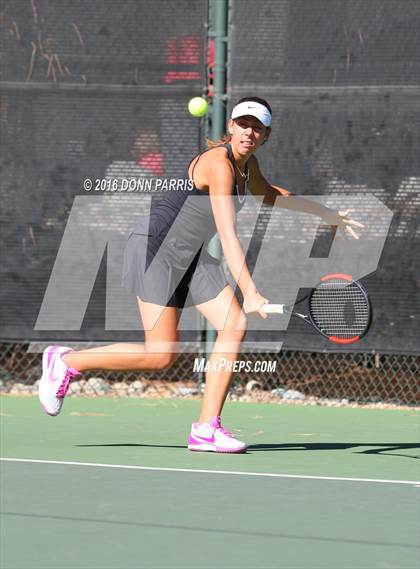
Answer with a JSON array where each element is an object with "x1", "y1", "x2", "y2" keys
[{"x1": 193, "y1": 358, "x2": 276, "y2": 373}]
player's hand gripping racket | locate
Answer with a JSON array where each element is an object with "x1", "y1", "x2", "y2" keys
[{"x1": 263, "y1": 273, "x2": 371, "y2": 344}]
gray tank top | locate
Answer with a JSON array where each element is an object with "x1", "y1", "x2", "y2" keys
[{"x1": 144, "y1": 143, "x2": 248, "y2": 248}]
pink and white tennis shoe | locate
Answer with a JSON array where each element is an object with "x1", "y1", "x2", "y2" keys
[
  {"x1": 188, "y1": 416, "x2": 247, "y2": 453},
  {"x1": 38, "y1": 345, "x2": 80, "y2": 416}
]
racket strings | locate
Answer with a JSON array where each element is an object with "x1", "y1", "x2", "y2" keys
[{"x1": 309, "y1": 280, "x2": 370, "y2": 338}]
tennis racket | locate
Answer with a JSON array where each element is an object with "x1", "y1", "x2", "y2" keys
[{"x1": 262, "y1": 273, "x2": 371, "y2": 344}]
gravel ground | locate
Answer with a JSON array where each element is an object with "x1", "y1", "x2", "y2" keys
[{"x1": 1, "y1": 378, "x2": 418, "y2": 411}]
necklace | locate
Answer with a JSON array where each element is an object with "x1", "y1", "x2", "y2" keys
[
  {"x1": 234, "y1": 162, "x2": 249, "y2": 182},
  {"x1": 234, "y1": 163, "x2": 248, "y2": 204}
]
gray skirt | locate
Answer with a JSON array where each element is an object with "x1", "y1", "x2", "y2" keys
[{"x1": 122, "y1": 233, "x2": 229, "y2": 308}]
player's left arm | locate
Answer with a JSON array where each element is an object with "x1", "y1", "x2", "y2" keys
[{"x1": 247, "y1": 155, "x2": 364, "y2": 239}]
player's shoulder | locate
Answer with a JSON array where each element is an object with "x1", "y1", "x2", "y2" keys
[
  {"x1": 198, "y1": 145, "x2": 233, "y2": 174},
  {"x1": 205, "y1": 145, "x2": 231, "y2": 163}
]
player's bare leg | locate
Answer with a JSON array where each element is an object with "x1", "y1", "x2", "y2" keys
[
  {"x1": 195, "y1": 286, "x2": 246, "y2": 423},
  {"x1": 63, "y1": 299, "x2": 179, "y2": 371},
  {"x1": 39, "y1": 300, "x2": 180, "y2": 415},
  {"x1": 188, "y1": 286, "x2": 247, "y2": 453}
]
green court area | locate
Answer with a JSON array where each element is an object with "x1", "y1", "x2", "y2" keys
[{"x1": 1, "y1": 396, "x2": 419, "y2": 568}]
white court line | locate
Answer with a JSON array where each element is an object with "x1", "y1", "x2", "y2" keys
[{"x1": 1, "y1": 458, "x2": 419, "y2": 486}]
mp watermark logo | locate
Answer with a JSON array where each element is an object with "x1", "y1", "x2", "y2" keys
[{"x1": 33, "y1": 193, "x2": 392, "y2": 351}]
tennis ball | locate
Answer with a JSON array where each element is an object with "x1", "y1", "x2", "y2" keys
[{"x1": 188, "y1": 96, "x2": 208, "y2": 118}]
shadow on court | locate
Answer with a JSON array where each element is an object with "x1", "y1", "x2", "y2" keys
[
  {"x1": 2, "y1": 397, "x2": 419, "y2": 568},
  {"x1": 248, "y1": 442, "x2": 420, "y2": 459},
  {"x1": 75, "y1": 441, "x2": 420, "y2": 459}
]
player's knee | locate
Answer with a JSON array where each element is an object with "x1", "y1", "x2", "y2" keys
[
  {"x1": 150, "y1": 352, "x2": 179, "y2": 370},
  {"x1": 236, "y1": 311, "x2": 248, "y2": 332},
  {"x1": 223, "y1": 310, "x2": 247, "y2": 335},
  {"x1": 217, "y1": 324, "x2": 246, "y2": 344},
  {"x1": 143, "y1": 339, "x2": 180, "y2": 370}
]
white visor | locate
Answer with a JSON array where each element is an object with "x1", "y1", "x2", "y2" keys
[{"x1": 231, "y1": 101, "x2": 271, "y2": 127}]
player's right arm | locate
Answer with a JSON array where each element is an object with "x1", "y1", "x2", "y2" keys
[{"x1": 205, "y1": 150, "x2": 268, "y2": 317}]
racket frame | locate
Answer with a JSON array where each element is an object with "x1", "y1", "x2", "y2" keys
[{"x1": 262, "y1": 274, "x2": 372, "y2": 345}]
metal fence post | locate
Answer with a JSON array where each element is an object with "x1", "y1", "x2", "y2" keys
[{"x1": 206, "y1": 0, "x2": 228, "y2": 356}]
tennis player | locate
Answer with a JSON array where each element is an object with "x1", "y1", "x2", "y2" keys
[{"x1": 38, "y1": 97, "x2": 363, "y2": 453}]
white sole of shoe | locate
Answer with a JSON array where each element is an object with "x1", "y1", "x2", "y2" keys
[{"x1": 38, "y1": 347, "x2": 60, "y2": 417}]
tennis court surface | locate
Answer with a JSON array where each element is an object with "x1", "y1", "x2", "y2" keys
[{"x1": 1, "y1": 396, "x2": 419, "y2": 568}]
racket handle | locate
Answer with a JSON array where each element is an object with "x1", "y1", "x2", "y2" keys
[{"x1": 262, "y1": 304, "x2": 285, "y2": 314}]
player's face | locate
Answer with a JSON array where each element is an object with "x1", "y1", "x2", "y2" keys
[{"x1": 229, "y1": 116, "x2": 270, "y2": 155}]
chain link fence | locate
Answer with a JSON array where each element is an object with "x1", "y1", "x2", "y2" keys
[
  {"x1": 1, "y1": 343, "x2": 418, "y2": 406},
  {"x1": 1, "y1": 2, "x2": 419, "y2": 409}
]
